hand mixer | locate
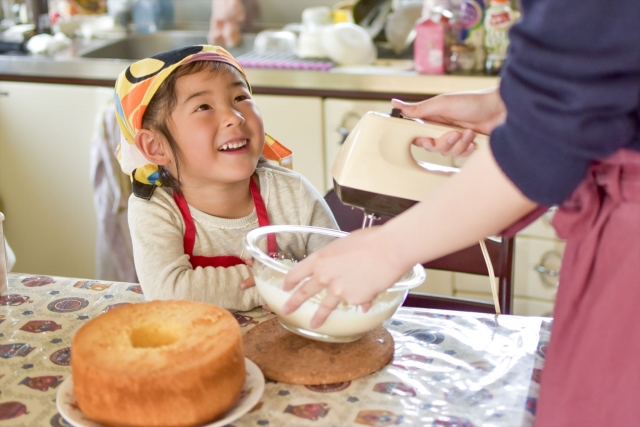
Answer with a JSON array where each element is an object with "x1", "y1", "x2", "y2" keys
[{"x1": 331, "y1": 109, "x2": 502, "y2": 315}]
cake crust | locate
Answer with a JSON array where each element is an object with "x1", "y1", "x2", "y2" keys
[{"x1": 72, "y1": 300, "x2": 245, "y2": 427}]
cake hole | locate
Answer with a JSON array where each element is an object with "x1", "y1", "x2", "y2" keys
[{"x1": 130, "y1": 324, "x2": 181, "y2": 348}]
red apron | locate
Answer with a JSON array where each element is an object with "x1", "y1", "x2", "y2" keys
[
  {"x1": 505, "y1": 149, "x2": 640, "y2": 426},
  {"x1": 173, "y1": 178, "x2": 277, "y2": 268}
]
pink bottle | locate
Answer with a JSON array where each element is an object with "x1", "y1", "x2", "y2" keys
[{"x1": 414, "y1": 18, "x2": 445, "y2": 74}]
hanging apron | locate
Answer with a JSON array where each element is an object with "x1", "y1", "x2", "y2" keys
[
  {"x1": 173, "y1": 178, "x2": 277, "y2": 268},
  {"x1": 502, "y1": 149, "x2": 640, "y2": 426},
  {"x1": 533, "y1": 149, "x2": 640, "y2": 426}
]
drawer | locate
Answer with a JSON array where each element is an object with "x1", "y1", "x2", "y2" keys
[
  {"x1": 453, "y1": 290, "x2": 494, "y2": 303},
  {"x1": 513, "y1": 298, "x2": 555, "y2": 317},
  {"x1": 453, "y1": 237, "x2": 564, "y2": 302},
  {"x1": 454, "y1": 292, "x2": 555, "y2": 317},
  {"x1": 513, "y1": 236, "x2": 564, "y2": 301},
  {"x1": 453, "y1": 272, "x2": 496, "y2": 294}
]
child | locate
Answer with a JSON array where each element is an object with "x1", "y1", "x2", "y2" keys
[{"x1": 114, "y1": 45, "x2": 338, "y2": 311}]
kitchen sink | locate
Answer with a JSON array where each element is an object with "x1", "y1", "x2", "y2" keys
[{"x1": 79, "y1": 31, "x2": 256, "y2": 60}]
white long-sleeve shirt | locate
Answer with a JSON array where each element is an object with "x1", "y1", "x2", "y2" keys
[{"x1": 128, "y1": 163, "x2": 338, "y2": 311}]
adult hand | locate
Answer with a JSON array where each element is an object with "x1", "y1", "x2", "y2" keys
[
  {"x1": 392, "y1": 87, "x2": 506, "y2": 158},
  {"x1": 281, "y1": 227, "x2": 409, "y2": 329}
]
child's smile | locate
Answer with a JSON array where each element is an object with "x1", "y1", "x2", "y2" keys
[{"x1": 218, "y1": 138, "x2": 249, "y2": 152}]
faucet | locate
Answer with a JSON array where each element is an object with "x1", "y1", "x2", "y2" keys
[{"x1": 24, "y1": 0, "x2": 50, "y2": 33}]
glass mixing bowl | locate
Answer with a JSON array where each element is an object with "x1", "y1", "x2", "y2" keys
[{"x1": 243, "y1": 225, "x2": 426, "y2": 343}]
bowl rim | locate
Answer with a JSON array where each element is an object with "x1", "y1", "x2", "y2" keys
[{"x1": 243, "y1": 224, "x2": 425, "y2": 292}]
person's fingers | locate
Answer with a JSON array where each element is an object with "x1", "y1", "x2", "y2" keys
[
  {"x1": 239, "y1": 276, "x2": 255, "y2": 289},
  {"x1": 263, "y1": 304, "x2": 273, "y2": 312},
  {"x1": 443, "y1": 129, "x2": 477, "y2": 157},
  {"x1": 281, "y1": 277, "x2": 324, "y2": 315},
  {"x1": 361, "y1": 302, "x2": 372, "y2": 313},
  {"x1": 392, "y1": 97, "x2": 451, "y2": 121},
  {"x1": 283, "y1": 255, "x2": 316, "y2": 291},
  {"x1": 412, "y1": 137, "x2": 436, "y2": 150},
  {"x1": 391, "y1": 98, "x2": 429, "y2": 118},
  {"x1": 310, "y1": 292, "x2": 343, "y2": 329},
  {"x1": 430, "y1": 131, "x2": 461, "y2": 154},
  {"x1": 245, "y1": 258, "x2": 254, "y2": 267},
  {"x1": 456, "y1": 142, "x2": 477, "y2": 158}
]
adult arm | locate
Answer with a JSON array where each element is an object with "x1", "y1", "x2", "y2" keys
[{"x1": 283, "y1": 144, "x2": 537, "y2": 327}]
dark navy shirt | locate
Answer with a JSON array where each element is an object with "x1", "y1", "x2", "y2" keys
[{"x1": 490, "y1": 0, "x2": 640, "y2": 205}]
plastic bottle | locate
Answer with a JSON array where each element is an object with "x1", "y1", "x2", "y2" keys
[
  {"x1": 457, "y1": 0, "x2": 485, "y2": 72},
  {"x1": 483, "y1": 0, "x2": 515, "y2": 75},
  {"x1": 131, "y1": 0, "x2": 173, "y2": 33},
  {"x1": 414, "y1": 16, "x2": 446, "y2": 74}
]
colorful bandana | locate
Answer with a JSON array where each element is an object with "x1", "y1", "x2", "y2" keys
[{"x1": 114, "y1": 45, "x2": 293, "y2": 198}]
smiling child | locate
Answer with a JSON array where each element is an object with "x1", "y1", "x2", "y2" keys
[{"x1": 114, "y1": 45, "x2": 337, "y2": 310}]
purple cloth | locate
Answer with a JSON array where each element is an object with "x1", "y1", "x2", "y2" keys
[{"x1": 490, "y1": 0, "x2": 640, "y2": 206}]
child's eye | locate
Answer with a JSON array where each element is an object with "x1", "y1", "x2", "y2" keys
[
  {"x1": 235, "y1": 94, "x2": 249, "y2": 102},
  {"x1": 195, "y1": 104, "x2": 212, "y2": 112}
]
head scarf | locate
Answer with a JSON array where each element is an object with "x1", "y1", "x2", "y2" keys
[{"x1": 114, "y1": 45, "x2": 292, "y2": 198}]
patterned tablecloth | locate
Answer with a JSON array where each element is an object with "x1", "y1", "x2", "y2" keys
[{"x1": 0, "y1": 274, "x2": 550, "y2": 427}]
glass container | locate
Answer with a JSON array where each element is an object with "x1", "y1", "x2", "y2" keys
[
  {"x1": 244, "y1": 225, "x2": 425, "y2": 343},
  {"x1": 448, "y1": 44, "x2": 476, "y2": 74}
]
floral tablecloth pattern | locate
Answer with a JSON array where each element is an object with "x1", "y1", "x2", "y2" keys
[{"x1": 0, "y1": 274, "x2": 550, "y2": 427}]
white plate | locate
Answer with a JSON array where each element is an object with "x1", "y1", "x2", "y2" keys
[{"x1": 56, "y1": 358, "x2": 265, "y2": 427}]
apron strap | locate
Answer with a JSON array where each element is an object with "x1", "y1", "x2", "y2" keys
[
  {"x1": 249, "y1": 178, "x2": 277, "y2": 256},
  {"x1": 173, "y1": 176, "x2": 277, "y2": 268}
]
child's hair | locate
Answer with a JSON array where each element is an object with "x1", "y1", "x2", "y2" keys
[{"x1": 141, "y1": 61, "x2": 247, "y2": 194}]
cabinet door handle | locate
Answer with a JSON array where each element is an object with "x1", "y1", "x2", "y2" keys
[
  {"x1": 534, "y1": 250, "x2": 562, "y2": 288},
  {"x1": 336, "y1": 111, "x2": 362, "y2": 145},
  {"x1": 534, "y1": 264, "x2": 559, "y2": 276}
]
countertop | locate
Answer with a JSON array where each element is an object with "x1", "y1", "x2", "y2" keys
[{"x1": 0, "y1": 33, "x2": 499, "y2": 100}]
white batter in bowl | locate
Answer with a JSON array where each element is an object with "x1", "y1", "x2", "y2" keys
[{"x1": 243, "y1": 225, "x2": 425, "y2": 343}]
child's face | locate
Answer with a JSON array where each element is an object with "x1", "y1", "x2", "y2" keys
[{"x1": 167, "y1": 66, "x2": 265, "y2": 187}]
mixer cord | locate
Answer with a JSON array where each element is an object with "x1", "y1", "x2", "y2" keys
[{"x1": 479, "y1": 239, "x2": 501, "y2": 317}]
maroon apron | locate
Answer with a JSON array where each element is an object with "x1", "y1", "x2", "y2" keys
[
  {"x1": 173, "y1": 178, "x2": 277, "y2": 268},
  {"x1": 505, "y1": 149, "x2": 640, "y2": 426}
]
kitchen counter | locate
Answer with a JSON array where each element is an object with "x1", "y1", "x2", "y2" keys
[
  {"x1": 0, "y1": 273, "x2": 547, "y2": 426},
  {"x1": 0, "y1": 33, "x2": 499, "y2": 100}
]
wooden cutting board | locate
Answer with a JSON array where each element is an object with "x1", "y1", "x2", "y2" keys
[{"x1": 243, "y1": 318, "x2": 394, "y2": 385}]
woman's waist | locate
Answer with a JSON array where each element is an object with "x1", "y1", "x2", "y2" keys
[{"x1": 592, "y1": 148, "x2": 640, "y2": 202}]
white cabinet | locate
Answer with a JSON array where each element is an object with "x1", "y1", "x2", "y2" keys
[
  {"x1": 0, "y1": 82, "x2": 113, "y2": 279},
  {"x1": 253, "y1": 95, "x2": 325, "y2": 193}
]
